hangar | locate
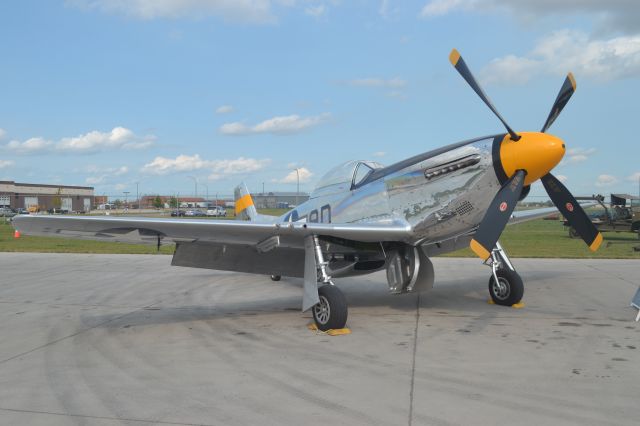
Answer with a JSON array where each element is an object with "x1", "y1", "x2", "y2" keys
[{"x1": 0, "y1": 181, "x2": 94, "y2": 212}]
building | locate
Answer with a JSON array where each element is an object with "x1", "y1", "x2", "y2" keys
[
  {"x1": 0, "y1": 181, "x2": 94, "y2": 212},
  {"x1": 251, "y1": 192, "x2": 310, "y2": 209}
]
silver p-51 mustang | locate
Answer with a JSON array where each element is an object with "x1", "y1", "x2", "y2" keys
[{"x1": 13, "y1": 50, "x2": 602, "y2": 331}]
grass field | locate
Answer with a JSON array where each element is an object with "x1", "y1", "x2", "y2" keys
[{"x1": 1, "y1": 214, "x2": 639, "y2": 258}]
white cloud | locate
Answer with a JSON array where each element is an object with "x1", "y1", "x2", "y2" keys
[
  {"x1": 68, "y1": 0, "x2": 279, "y2": 24},
  {"x1": 0, "y1": 128, "x2": 6, "y2": 140},
  {"x1": 141, "y1": 154, "x2": 270, "y2": 176},
  {"x1": 420, "y1": 0, "x2": 470, "y2": 17},
  {"x1": 595, "y1": 174, "x2": 618, "y2": 188},
  {"x1": 372, "y1": 151, "x2": 386, "y2": 157},
  {"x1": 2, "y1": 127, "x2": 155, "y2": 155},
  {"x1": 277, "y1": 167, "x2": 313, "y2": 183},
  {"x1": 305, "y1": 4, "x2": 325, "y2": 17},
  {"x1": 555, "y1": 174, "x2": 568, "y2": 183},
  {"x1": 481, "y1": 30, "x2": 640, "y2": 84},
  {"x1": 5, "y1": 137, "x2": 54, "y2": 154},
  {"x1": 344, "y1": 77, "x2": 407, "y2": 88},
  {"x1": 220, "y1": 113, "x2": 330, "y2": 135},
  {"x1": 0, "y1": 160, "x2": 13, "y2": 169},
  {"x1": 420, "y1": 0, "x2": 640, "y2": 34},
  {"x1": 216, "y1": 105, "x2": 234, "y2": 114},
  {"x1": 563, "y1": 147, "x2": 596, "y2": 165},
  {"x1": 627, "y1": 172, "x2": 640, "y2": 182},
  {"x1": 84, "y1": 165, "x2": 129, "y2": 186}
]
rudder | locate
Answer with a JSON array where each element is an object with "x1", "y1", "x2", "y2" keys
[{"x1": 234, "y1": 183, "x2": 258, "y2": 221}]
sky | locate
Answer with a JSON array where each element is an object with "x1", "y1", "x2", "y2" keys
[{"x1": 1, "y1": 0, "x2": 639, "y2": 200}]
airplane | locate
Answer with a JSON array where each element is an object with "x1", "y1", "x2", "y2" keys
[{"x1": 12, "y1": 49, "x2": 602, "y2": 332}]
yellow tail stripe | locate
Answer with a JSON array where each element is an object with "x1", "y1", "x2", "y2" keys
[
  {"x1": 470, "y1": 239, "x2": 491, "y2": 260},
  {"x1": 589, "y1": 233, "x2": 603, "y2": 252},
  {"x1": 235, "y1": 194, "x2": 254, "y2": 215}
]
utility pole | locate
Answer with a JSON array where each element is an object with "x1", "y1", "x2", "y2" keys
[
  {"x1": 262, "y1": 182, "x2": 265, "y2": 195},
  {"x1": 123, "y1": 191, "x2": 130, "y2": 211},
  {"x1": 135, "y1": 182, "x2": 139, "y2": 209}
]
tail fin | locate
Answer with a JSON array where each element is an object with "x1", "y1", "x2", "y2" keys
[{"x1": 234, "y1": 183, "x2": 258, "y2": 221}]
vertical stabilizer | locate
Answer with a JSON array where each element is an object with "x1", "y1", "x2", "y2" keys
[{"x1": 234, "y1": 183, "x2": 258, "y2": 221}]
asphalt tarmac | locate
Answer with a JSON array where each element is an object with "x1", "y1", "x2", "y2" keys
[{"x1": 0, "y1": 253, "x2": 638, "y2": 426}]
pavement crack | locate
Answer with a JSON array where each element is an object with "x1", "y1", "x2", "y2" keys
[
  {"x1": 408, "y1": 292, "x2": 420, "y2": 426},
  {"x1": 0, "y1": 407, "x2": 211, "y2": 426}
]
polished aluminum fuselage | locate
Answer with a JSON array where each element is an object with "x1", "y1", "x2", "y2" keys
[{"x1": 279, "y1": 136, "x2": 501, "y2": 249}]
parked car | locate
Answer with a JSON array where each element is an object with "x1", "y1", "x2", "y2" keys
[
  {"x1": 170, "y1": 210, "x2": 186, "y2": 217},
  {"x1": 14, "y1": 208, "x2": 30, "y2": 215},
  {"x1": 0, "y1": 207, "x2": 16, "y2": 217},
  {"x1": 206, "y1": 206, "x2": 227, "y2": 217},
  {"x1": 47, "y1": 208, "x2": 69, "y2": 215},
  {"x1": 185, "y1": 209, "x2": 206, "y2": 217}
]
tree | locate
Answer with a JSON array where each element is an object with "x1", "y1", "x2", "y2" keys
[
  {"x1": 168, "y1": 197, "x2": 178, "y2": 208},
  {"x1": 153, "y1": 195, "x2": 163, "y2": 209},
  {"x1": 52, "y1": 187, "x2": 62, "y2": 209}
]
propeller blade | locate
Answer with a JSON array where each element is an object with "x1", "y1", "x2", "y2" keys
[
  {"x1": 541, "y1": 173, "x2": 602, "y2": 251},
  {"x1": 541, "y1": 73, "x2": 577, "y2": 133},
  {"x1": 470, "y1": 170, "x2": 526, "y2": 259},
  {"x1": 449, "y1": 49, "x2": 520, "y2": 141}
]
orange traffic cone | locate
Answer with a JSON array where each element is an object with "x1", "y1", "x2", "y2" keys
[{"x1": 14, "y1": 230, "x2": 20, "y2": 238}]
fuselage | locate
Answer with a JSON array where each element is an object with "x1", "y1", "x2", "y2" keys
[
  {"x1": 275, "y1": 131, "x2": 565, "y2": 251},
  {"x1": 278, "y1": 135, "x2": 501, "y2": 248}
]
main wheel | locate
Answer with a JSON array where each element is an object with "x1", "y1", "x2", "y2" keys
[
  {"x1": 488, "y1": 269, "x2": 524, "y2": 306},
  {"x1": 312, "y1": 285, "x2": 348, "y2": 331},
  {"x1": 270, "y1": 275, "x2": 281, "y2": 281}
]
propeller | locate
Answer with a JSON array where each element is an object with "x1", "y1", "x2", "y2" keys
[
  {"x1": 449, "y1": 49, "x2": 603, "y2": 260},
  {"x1": 449, "y1": 49, "x2": 520, "y2": 141},
  {"x1": 470, "y1": 170, "x2": 526, "y2": 260},
  {"x1": 541, "y1": 173, "x2": 603, "y2": 250},
  {"x1": 541, "y1": 73, "x2": 576, "y2": 133}
]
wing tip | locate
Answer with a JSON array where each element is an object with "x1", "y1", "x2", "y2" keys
[
  {"x1": 449, "y1": 48, "x2": 461, "y2": 66},
  {"x1": 470, "y1": 238, "x2": 491, "y2": 260},
  {"x1": 589, "y1": 232, "x2": 603, "y2": 252}
]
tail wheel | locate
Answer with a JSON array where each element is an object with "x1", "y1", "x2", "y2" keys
[
  {"x1": 312, "y1": 285, "x2": 348, "y2": 331},
  {"x1": 488, "y1": 269, "x2": 524, "y2": 306},
  {"x1": 270, "y1": 275, "x2": 281, "y2": 281}
]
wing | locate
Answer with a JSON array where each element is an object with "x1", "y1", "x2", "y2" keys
[
  {"x1": 508, "y1": 202, "x2": 596, "y2": 226},
  {"x1": 12, "y1": 215, "x2": 413, "y2": 248}
]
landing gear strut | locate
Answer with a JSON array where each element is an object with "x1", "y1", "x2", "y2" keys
[
  {"x1": 310, "y1": 235, "x2": 348, "y2": 331},
  {"x1": 486, "y1": 242, "x2": 523, "y2": 306}
]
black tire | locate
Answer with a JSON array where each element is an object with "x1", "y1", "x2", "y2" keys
[
  {"x1": 270, "y1": 275, "x2": 281, "y2": 281},
  {"x1": 488, "y1": 269, "x2": 524, "y2": 306},
  {"x1": 568, "y1": 227, "x2": 579, "y2": 238},
  {"x1": 312, "y1": 285, "x2": 348, "y2": 331}
]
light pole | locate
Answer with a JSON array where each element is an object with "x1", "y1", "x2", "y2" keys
[
  {"x1": 135, "y1": 182, "x2": 139, "y2": 209},
  {"x1": 293, "y1": 168, "x2": 300, "y2": 207},
  {"x1": 123, "y1": 191, "x2": 130, "y2": 211},
  {"x1": 201, "y1": 183, "x2": 209, "y2": 207},
  {"x1": 187, "y1": 175, "x2": 198, "y2": 202}
]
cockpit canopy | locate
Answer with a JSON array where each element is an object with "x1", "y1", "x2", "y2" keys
[{"x1": 310, "y1": 160, "x2": 384, "y2": 198}]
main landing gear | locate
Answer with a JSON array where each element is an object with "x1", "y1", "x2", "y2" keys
[
  {"x1": 310, "y1": 235, "x2": 348, "y2": 331},
  {"x1": 486, "y1": 242, "x2": 524, "y2": 306}
]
